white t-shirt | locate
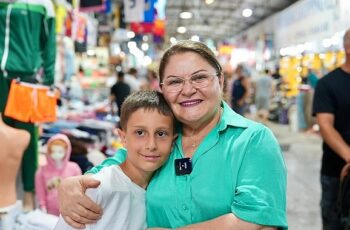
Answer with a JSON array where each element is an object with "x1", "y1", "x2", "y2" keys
[{"x1": 54, "y1": 166, "x2": 146, "y2": 230}]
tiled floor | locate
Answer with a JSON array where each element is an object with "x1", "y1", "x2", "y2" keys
[{"x1": 269, "y1": 121, "x2": 322, "y2": 230}]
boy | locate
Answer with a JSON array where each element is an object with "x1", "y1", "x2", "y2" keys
[{"x1": 55, "y1": 90, "x2": 176, "y2": 229}]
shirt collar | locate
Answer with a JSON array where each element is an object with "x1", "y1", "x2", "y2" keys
[{"x1": 218, "y1": 101, "x2": 249, "y2": 131}]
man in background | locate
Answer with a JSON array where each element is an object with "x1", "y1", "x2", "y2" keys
[
  {"x1": 254, "y1": 69, "x2": 274, "y2": 124},
  {"x1": 110, "y1": 71, "x2": 131, "y2": 116},
  {"x1": 313, "y1": 29, "x2": 350, "y2": 230},
  {"x1": 124, "y1": 67, "x2": 142, "y2": 92}
]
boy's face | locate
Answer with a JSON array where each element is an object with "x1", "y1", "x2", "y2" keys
[{"x1": 118, "y1": 108, "x2": 175, "y2": 173}]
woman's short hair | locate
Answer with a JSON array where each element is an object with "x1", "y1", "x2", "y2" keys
[
  {"x1": 158, "y1": 40, "x2": 222, "y2": 82},
  {"x1": 119, "y1": 90, "x2": 175, "y2": 131}
]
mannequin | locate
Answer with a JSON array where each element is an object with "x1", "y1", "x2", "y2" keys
[
  {"x1": 0, "y1": 113, "x2": 30, "y2": 228},
  {"x1": 0, "y1": 0, "x2": 56, "y2": 211},
  {"x1": 35, "y1": 134, "x2": 82, "y2": 216}
]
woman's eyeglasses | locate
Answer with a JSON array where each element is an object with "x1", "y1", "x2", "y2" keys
[{"x1": 160, "y1": 73, "x2": 218, "y2": 93}]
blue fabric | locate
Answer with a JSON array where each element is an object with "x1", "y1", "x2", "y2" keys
[
  {"x1": 144, "y1": 0, "x2": 156, "y2": 22},
  {"x1": 320, "y1": 175, "x2": 344, "y2": 230}
]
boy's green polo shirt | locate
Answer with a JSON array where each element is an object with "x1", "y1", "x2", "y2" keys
[{"x1": 87, "y1": 102, "x2": 288, "y2": 229}]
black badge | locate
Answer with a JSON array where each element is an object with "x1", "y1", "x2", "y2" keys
[{"x1": 175, "y1": 158, "x2": 192, "y2": 176}]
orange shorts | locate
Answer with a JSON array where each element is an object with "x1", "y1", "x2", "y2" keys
[{"x1": 4, "y1": 80, "x2": 58, "y2": 123}]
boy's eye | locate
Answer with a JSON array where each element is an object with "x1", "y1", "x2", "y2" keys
[
  {"x1": 157, "y1": 130, "x2": 168, "y2": 137},
  {"x1": 135, "y1": 130, "x2": 145, "y2": 136}
]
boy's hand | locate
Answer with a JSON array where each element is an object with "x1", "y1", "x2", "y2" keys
[{"x1": 58, "y1": 175, "x2": 102, "y2": 229}]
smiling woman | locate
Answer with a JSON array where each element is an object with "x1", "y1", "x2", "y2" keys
[{"x1": 58, "y1": 40, "x2": 287, "y2": 230}]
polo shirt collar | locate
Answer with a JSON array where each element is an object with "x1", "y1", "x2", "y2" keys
[{"x1": 218, "y1": 101, "x2": 249, "y2": 131}]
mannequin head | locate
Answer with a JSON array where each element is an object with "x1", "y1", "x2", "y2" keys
[{"x1": 48, "y1": 139, "x2": 67, "y2": 165}]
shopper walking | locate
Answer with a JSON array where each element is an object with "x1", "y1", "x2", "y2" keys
[
  {"x1": 58, "y1": 40, "x2": 287, "y2": 230},
  {"x1": 313, "y1": 29, "x2": 350, "y2": 230}
]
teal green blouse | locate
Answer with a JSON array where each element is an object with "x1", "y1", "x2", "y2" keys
[{"x1": 87, "y1": 101, "x2": 288, "y2": 229}]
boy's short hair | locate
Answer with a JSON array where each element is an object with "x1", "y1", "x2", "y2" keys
[{"x1": 119, "y1": 90, "x2": 175, "y2": 131}]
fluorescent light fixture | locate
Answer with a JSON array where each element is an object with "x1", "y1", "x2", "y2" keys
[
  {"x1": 143, "y1": 56, "x2": 152, "y2": 66},
  {"x1": 127, "y1": 41, "x2": 137, "y2": 49},
  {"x1": 170, "y1": 37, "x2": 177, "y2": 44},
  {"x1": 242, "y1": 8, "x2": 252, "y2": 17},
  {"x1": 127, "y1": 31, "x2": 135, "y2": 38},
  {"x1": 87, "y1": 49, "x2": 95, "y2": 56},
  {"x1": 141, "y1": 43, "x2": 149, "y2": 51},
  {"x1": 177, "y1": 26, "x2": 187, "y2": 34},
  {"x1": 190, "y1": 35, "x2": 200, "y2": 41},
  {"x1": 180, "y1": 11, "x2": 192, "y2": 19},
  {"x1": 205, "y1": 0, "x2": 215, "y2": 4}
]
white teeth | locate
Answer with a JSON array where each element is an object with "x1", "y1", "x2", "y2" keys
[{"x1": 181, "y1": 100, "x2": 200, "y2": 106}]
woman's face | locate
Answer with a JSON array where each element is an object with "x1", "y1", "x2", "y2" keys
[{"x1": 161, "y1": 52, "x2": 223, "y2": 127}]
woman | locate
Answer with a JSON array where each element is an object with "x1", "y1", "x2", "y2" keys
[
  {"x1": 58, "y1": 40, "x2": 287, "y2": 229},
  {"x1": 231, "y1": 64, "x2": 251, "y2": 115}
]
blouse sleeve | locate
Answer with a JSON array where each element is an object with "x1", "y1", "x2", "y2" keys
[{"x1": 231, "y1": 126, "x2": 287, "y2": 229}]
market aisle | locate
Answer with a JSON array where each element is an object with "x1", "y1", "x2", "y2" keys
[{"x1": 268, "y1": 121, "x2": 322, "y2": 230}]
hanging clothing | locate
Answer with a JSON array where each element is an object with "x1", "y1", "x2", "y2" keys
[{"x1": 0, "y1": 0, "x2": 56, "y2": 193}]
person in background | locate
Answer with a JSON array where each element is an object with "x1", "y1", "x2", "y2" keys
[
  {"x1": 313, "y1": 29, "x2": 350, "y2": 230},
  {"x1": 231, "y1": 64, "x2": 251, "y2": 116},
  {"x1": 222, "y1": 71, "x2": 233, "y2": 106},
  {"x1": 55, "y1": 91, "x2": 176, "y2": 229},
  {"x1": 146, "y1": 69, "x2": 161, "y2": 91},
  {"x1": 124, "y1": 67, "x2": 142, "y2": 92},
  {"x1": 303, "y1": 68, "x2": 319, "y2": 133},
  {"x1": 58, "y1": 40, "x2": 287, "y2": 230},
  {"x1": 254, "y1": 69, "x2": 274, "y2": 124},
  {"x1": 67, "y1": 135, "x2": 94, "y2": 174},
  {"x1": 271, "y1": 67, "x2": 282, "y2": 92},
  {"x1": 110, "y1": 70, "x2": 131, "y2": 116}
]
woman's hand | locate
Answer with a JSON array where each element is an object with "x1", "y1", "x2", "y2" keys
[{"x1": 58, "y1": 175, "x2": 102, "y2": 229}]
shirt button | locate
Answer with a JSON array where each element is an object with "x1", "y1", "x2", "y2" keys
[{"x1": 182, "y1": 205, "x2": 188, "y2": 210}]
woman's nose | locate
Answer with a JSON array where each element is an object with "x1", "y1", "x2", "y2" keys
[{"x1": 181, "y1": 79, "x2": 196, "y2": 94}]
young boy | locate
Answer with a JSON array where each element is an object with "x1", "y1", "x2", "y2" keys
[{"x1": 55, "y1": 90, "x2": 176, "y2": 229}]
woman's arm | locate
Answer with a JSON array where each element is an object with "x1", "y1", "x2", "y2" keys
[
  {"x1": 58, "y1": 149, "x2": 126, "y2": 228},
  {"x1": 58, "y1": 175, "x2": 102, "y2": 229},
  {"x1": 149, "y1": 213, "x2": 277, "y2": 230}
]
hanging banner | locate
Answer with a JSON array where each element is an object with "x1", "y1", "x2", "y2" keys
[
  {"x1": 130, "y1": 22, "x2": 153, "y2": 34},
  {"x1": 123, "y1": 0, "x2": 144, "y2": 22},
  {"x1": 144, "y1": 0, "x2": 156, "y2": 23},
  {"x1": 153, "y1": 19, "x2": 165, "y2": 37}
]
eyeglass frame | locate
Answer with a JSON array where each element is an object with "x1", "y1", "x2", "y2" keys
[{"x1": 160, "y1": 72, "x2": 220, "y2": 93}]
